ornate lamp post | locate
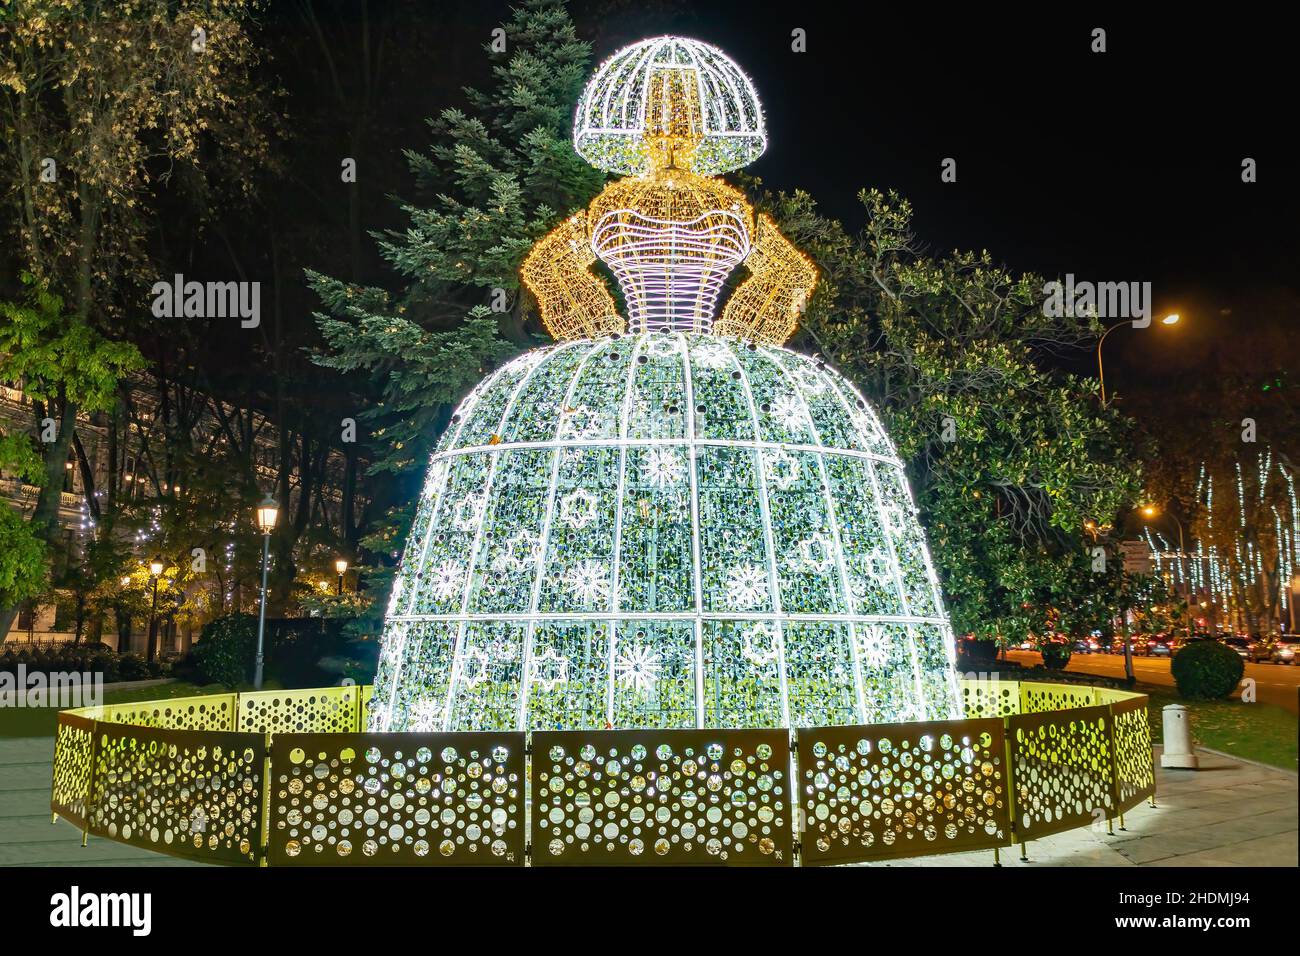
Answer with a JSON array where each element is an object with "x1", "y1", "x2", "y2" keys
[
  {"x1": 253, "y1": 495, "x2": 279, "y2": 690},
  {"x1": 1097, "y1": 313, "x2": 1180, "y2": 405},
  {"x1": 1290, "y1": 574, "x2": 1300, "y2": 636},
  {"x1": 335, "y1": 557, "x2": 349, "y2": 595},
  {"x1": 146, "y1": 557, "x2": 164, "y2": 662}
]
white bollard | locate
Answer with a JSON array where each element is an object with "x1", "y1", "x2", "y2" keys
[{"x1": 1160, "y1": 704, "x2": 1199, "y2": 769}]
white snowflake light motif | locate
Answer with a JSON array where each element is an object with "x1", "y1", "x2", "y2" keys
[
  {"x1": 528, "y1": 647, "x2": 570, "y2": 692},
  {"x1": 558, "y1": 404, "x2": 602, "y2": 440},
  {"x1": 864, "y1": 548, "x2": 896, "y2": 588},
  {"x1": 643, "y1": 447, "x2": 685, "y2": 488},
  {"x1": 765, "y1": 448, "x2": 801, "y2": 491},
  {"x1": 859, "y1": 626, "x2": 889, "y2": 670},
  {"x1": 614, "y1": 644, "x2": 661, "y2": 694},
  {"x1": 691, "y1": 339, "x2": 732, "y2": 369},
  {"x1": 770, "y1": 393, "x2": 806, "y2": 431},
  {"x1": 797, "y1": 532, "x2": 836, "y2": 575},
  {"x1": 563, "y1": 559, "x2": 610, "y2": 605},
  {"x1": 453, "y1": 493, "x2": 487, "y2": 532},
  {"x1": 791, "y1": 366, "x2": 826, "y2": 395},
  {"x1": 880, "y1": 503, "x2": 906, "y2": 537},
  {"x1": 724, "y1": 563, "x2": 769, "y2": 609},
  {"x1": 429, "y1": 560, "x2": 464, "y2": 601},
  {"x1": 457, "y1": 648, "x2": 489, "y2": 689},
  {"x1": 409, "y1": 697, "x2": 443, "y2": 732},
  {"x1": 558, "y1": 488, "x2": 600, "y2": 529},
  {"x1": 492, "y1": 530, "x2": 539, "y2": 574},
  {"x1": 741, "y1": 623, "x2": 780, "y2": 666}
]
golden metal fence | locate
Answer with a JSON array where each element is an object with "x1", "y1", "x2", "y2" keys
[{"x1": 50, "y1": 680, "x2": 1154, "y2": 866}]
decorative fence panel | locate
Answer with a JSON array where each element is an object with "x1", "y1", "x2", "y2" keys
[
  {"x1": 49, "y1": 681, "x2": 1155, "y2": 866},
  {"x1": 1018, "y1": 683, "x2": 1098, "y2": 715},
  {"x1": 237, "y1": 686, "x2": 361, "y2": 735},
  {"x1": 95, "y1": 693, "x2": 238, "y2": 731},
  {"x1": 267, "y1": 731, "x2": 526, "y2": 866},
  {"x1": 87, "y1": 722, "x2": 267, "y2": 865},
  {"x1": 796, "y1": 718, "x2": 1012, "y2": 865},
  {"x1": 50, "y1": 711, "x2": 96, "y2": 828},
  {"x1": 960, "y1": 680, "x2": 1021, "y2": 718},
  {"x1": 531, "y1": 728, "x2": 793, "y2": 866},
  {"x1": 1007, "y1": 704, "x2": 1115, "y2": 841},
  {"x1": 1109, "y1": 695, "x2": 1156, "y2": 813}
]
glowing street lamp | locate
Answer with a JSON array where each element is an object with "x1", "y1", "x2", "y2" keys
[
  {"x1": 253, "y1": 494, "x2": 279, "y2": 690},
  {"x1": 335, "y1": 557, "x2": 349, "y2": 595},
  {"x1": 146, "y1": 556, "x2": 164, "y2": 664},
  {"x1": 1097, "y1": 313, "x2": 1181, "y2": 405}
]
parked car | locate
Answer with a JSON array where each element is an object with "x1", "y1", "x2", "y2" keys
[
  {"x1": 1269, "y1": 635, "x2": 1298, "y2": 664},
  {"x1": 1221, "y1": 636, "x2": 1269, "y2": 661},
  {"x1": 1146, "y1": 634, "x2": 1174, "y2": 657},
  {"x1": 1106, "y1": 634, "x2": 1149, "y2": 655}
]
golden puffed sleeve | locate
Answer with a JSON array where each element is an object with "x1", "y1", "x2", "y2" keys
[
  {"x1": 521, "y1": 212, "x2": 623, "y2": 340},
  {"x1": 716, "y1": 213, "x2": 817, "y2": 345}
]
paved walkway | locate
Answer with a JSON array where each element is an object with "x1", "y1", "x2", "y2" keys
[
  {"x1": 859, "y1": 746, "x2": 1297, "y2": 867},
  {"x1": 2, "y1": 737, "x2": 1294, "y2": 867}
]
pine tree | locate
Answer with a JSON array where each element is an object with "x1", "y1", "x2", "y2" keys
[
  {"x1": 308, "y1": 0, "x2": 603, "y2": 635},
  {"x1": 758, "y1": 185, "x2": 1143, "y2": 645}
]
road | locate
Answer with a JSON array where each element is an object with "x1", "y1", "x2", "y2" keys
[{"x1": 1004, "y1": 650, "x2": 1300, "y2": 716}]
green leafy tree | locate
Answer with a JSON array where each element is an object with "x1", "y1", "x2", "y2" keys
[
  {"x1": 760, "y1": 187, "x2": 1143, "y2": 645},
  {"x1": 0, "y1": 429, "x2": 46, "y2": 610},
  {"x1": 0, "y1": 276, "x2": 144, "y2": 635},
  {"x1": 1, "y1": 0, "x2": 270, "y2": 637},
  {"x1": 308, "y1": 0, "x2": 600, "y2": 634}
]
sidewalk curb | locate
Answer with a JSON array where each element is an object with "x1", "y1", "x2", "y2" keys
[{"x1": 1193, "y1": 745, "x2": 1299, "y2": 777}]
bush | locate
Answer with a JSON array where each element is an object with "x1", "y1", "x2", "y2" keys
[
  {"x1": 117, "y1": 653, "x2": 151, "y2": 681},
  {"x1": 1171, "y1": 640, "x2": 1244, "y2": 699},
  {"x1": 1040, "y1": 640, "x2": 1072, "y2": 671},
  {"x1": 190, "y1": 614, "x2": 258, "y2": 688}
]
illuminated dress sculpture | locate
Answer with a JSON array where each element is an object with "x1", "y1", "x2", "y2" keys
[{"x1": 370, "y1": 36, "x2": 961, "y2": 733}]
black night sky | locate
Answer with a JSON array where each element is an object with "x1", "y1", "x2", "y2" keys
[
  {"x1": 421, "y1": 1, "x2": 1297, "y2": 404},
  {"x1": 246, "y1": 0, "x2": 1299, "y2": 414}
]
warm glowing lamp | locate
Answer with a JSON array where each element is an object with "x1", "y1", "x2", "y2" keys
[{"x1": 255, "y1": 495, "x2": 280, "y2": 534}]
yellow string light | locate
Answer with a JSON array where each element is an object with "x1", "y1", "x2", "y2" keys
[{"x1": 523, "y1": 39, "x2": 817, "y2": 345}]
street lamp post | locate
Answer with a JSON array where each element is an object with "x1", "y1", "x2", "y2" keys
[
  {"x1": 253, "y1": 495, "x2": 280, "y2": 690},
  {"x1": 1141, "y1": 504, "x2": 1193, "y2": 640},
  {"x1": 1290, "y1": 574, "x2": 1300, "y2": 636},
  {"x1": 335, "y1": 557, "x2": 349, "y2": 596},
  {"x1": 146, "y1": 557, "x2": 164, "y2": 663},
  {"x1": 1097, "y1": 313, "x2": 1180, "y2": 405}
]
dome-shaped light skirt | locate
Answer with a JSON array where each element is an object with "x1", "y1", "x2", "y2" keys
[{"x1": 370, "y1": 332, "x2": 960, "y2": 732}]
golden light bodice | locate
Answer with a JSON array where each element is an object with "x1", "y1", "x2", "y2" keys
[{"x1": 521, "y1": 40, "x2": 817, "y2": 345}]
